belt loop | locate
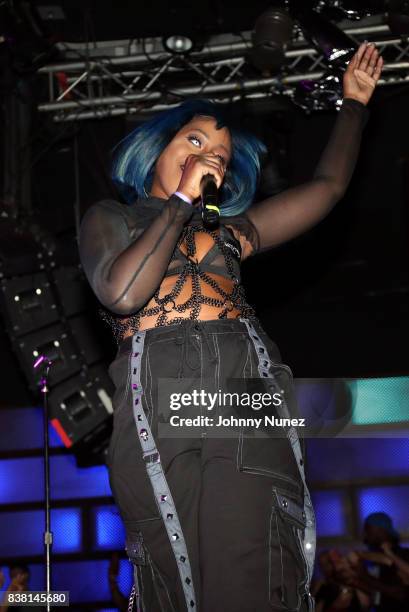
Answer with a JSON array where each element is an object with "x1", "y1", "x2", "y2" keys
[
  {"x1": 196, "y1": 321, "x2": 218, "y2": 364},
  {"x1": 175, "y1": 320, "x2": 219, "y2": 378}
]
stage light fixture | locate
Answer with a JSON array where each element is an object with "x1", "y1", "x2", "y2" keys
[
  {"x1": 294, "y1": 70, "x2": 344, "y2": 112},
  {"x1": 288, "y1": 0, "x2": 356, "y2": 68},
  {"x1": 163, "y1": 35, "x2": 194, "y2": 54},
  {"x1": 285, "y1": 0, "x2": 362, "y2": 111},
  {"x1": 250, "y1": 7, "x2": 294, "y2": 73}
]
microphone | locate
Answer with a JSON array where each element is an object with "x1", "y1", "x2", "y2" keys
[{"x1": 200, "y1": 174, "x2": 220, "y2": 229}]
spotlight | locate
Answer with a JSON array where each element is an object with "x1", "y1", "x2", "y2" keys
[
  {"x1": 293, "y1": 70, "x2": 344, "y2": 112},
  {"x1": 288, "y1": 0, "x2": 355, "y2": 67},
  {"x1": 163, "y1": 35, "x2": 194, "y2": 54},
  {"x1": 250, "y1": 7, "x2": 294, "y2": 73}
]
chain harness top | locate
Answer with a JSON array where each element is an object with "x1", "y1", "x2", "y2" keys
[{"x1": 98, "y1": 217, "x2": 257, "y2": 344}]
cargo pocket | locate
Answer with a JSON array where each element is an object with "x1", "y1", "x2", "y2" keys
[
  {"x1": 236, "y1": 357, "x2": 304, "y2": 500},
  {"x1": 269, "y1": 489, "x2": 309, "y2": 611}
]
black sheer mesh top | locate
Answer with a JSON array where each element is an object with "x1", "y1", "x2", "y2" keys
[{"x1": 79, "y1": 97, "x2": 370, "y2": 344}]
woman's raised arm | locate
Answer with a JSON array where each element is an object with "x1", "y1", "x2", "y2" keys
[{"x1": 243, "y1": 42, "x2": 383, "y2": 254}]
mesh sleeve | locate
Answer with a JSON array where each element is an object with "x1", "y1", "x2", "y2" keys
[
  {"x1": 242, "y1": 97, "x2": 370, "y2": 255},
  {"x1": 78, "y1": 195, "x2": 194, "y2": 315}
]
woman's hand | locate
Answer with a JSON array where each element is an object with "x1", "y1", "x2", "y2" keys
[
  {"x1": 176, "y1": 153, "x2": 226, "y2": 203},
  {"x1": 343, "y1": 41, "x2": 383, "y2": 106}
]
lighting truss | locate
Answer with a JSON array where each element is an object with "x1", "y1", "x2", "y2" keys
[{"x1": 38, "y1": 20, "x2": 409, "y2": 121}]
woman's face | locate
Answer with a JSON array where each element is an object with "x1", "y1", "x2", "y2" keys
[{"x1": 150, "y1": 115, "x2": 232, "y2": 200}]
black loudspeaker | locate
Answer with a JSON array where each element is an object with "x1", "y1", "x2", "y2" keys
[
  {"x1": 0, "y1": 273, "x2": 59, "y2": 337},
  {"x1": 15, "y1": 322, "x2": 82, "y2": 389},
  {"x1": 0, "y1": 261, "x2": 115, "y2": 461},
  {"x1": 48, "y1": 364, "x2": 114, "y2": 450}
]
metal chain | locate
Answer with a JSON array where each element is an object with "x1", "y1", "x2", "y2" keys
[
  {"x1": 99, "y1": 223, "x2": 257, "y2": 343},
  {"x1": 127, "y1": 583, "x2": 136, "y2": 612}
]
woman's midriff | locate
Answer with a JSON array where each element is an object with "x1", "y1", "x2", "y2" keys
[{"x1": 122, "y1": 271, "x2": 243, "y2": 338}]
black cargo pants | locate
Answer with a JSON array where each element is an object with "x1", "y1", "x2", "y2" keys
[{"x1": 106, "y1": 317, "x2": 316, "y2": 612}]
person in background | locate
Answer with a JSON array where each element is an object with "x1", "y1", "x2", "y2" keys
[
  {"x1": 338, "y1": 512, "x2": 409, "y2": 611},
  {"x1": 0, "y1": 562, "x2": 45, "y2": 612},
  {"x1": 381, "y1": 540, "x2": 409, "y2": 585},
  {"x1": 312, "y1": 549, "x2": 370, "y2": 611}
]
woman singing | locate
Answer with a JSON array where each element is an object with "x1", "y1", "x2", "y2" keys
[{"x1": 79, "y1": 42, "x2": 382, "y2": 612}]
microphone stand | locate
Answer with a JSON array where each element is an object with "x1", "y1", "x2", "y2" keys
[{"x1": 34, "y1": 355, "x2": 54, "y2": 612}]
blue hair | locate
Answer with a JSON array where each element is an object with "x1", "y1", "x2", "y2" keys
[{"x1": 112, "y1": 99, "x2": 267, "y2": 216}]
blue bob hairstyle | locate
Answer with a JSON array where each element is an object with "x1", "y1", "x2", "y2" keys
[{"x1": 112, "y1": 99, "x2": 267, "y2": 216}]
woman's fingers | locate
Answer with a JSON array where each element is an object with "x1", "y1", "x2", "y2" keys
[
  {"x1": 367, "y1": 47, "x2": 380, "y2": 77},
  {"x1": 177, "y1": 153, "x2": 226, "y2": 200},
  {"x1": 191, "y1": 157, "x2": 225, "y2": 189},
  {"x1": 358, "y1": 42, "x2": 379, "y2": 74},
  {"x1": 200, "y1": 154, "x2": 226, "y2": 179},
  {"x1": 373, "y1": 55, "x2": 384, "y2": 82},
  {"x1": 186, "y1": 152, "x2": 225, "y2": 174},
  {"x1": 203, "y1": 163, "x2": 225, "y2": 188},
  {"x1": 357, "y1": 43, "x2": 372, "y2": 72},
  {"x1": 353, "y1": 42, "x2": 367, "y2": 68}
]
